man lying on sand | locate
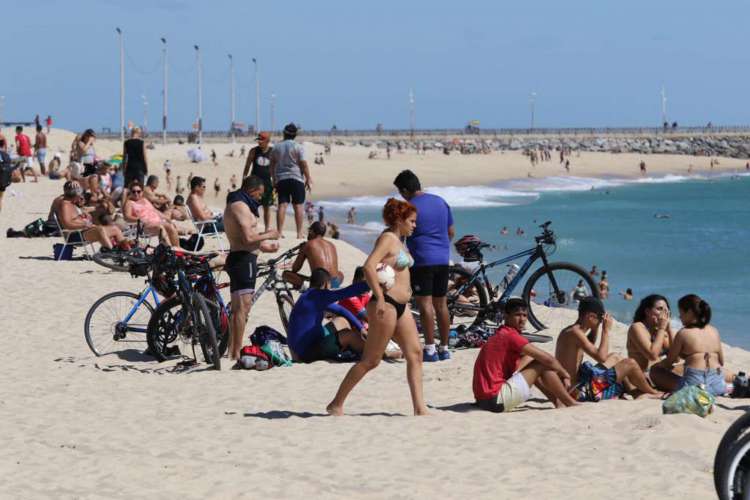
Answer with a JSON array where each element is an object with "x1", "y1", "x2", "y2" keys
[
  {"x1": 287, "y1": 268, "x2": 376, "y2": 363},
  {"x1": 473, "y1": 298, "x2": 578, "y2": 412},
  {"x1": 555, "y1": 297, "x2": 662, "y2": 401}
]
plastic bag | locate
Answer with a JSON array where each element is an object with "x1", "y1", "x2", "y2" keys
[{"x1": 662, "y1": 385, "x2": 715, "y2": 417}]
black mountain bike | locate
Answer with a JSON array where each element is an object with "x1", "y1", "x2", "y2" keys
[
  {"x1": 146, "y1": 246, "x2": 223, "y2": 370},
  {"x1": 714, "y1": 411, "x2": 750, "y2": 499},
  {"x1": 444, "y1": 221, "x2": 599, "y2": 332}
]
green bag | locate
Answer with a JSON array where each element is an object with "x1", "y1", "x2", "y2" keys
[{"x1": 662, "y1": 385, "x2": 715, "y2": 417}]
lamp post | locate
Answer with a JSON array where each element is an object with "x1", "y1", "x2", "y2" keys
[
  {"x1": 409, "y1": 88, "x2": 415, "y2": 138},
  {"x1": 270, "y1": 92, "x2": 276, "y2": 134},
  {"x1": 161, "y1": 37, "x2": 168, "y2": 145},
  {"x1": 141, "y1": 95, "x2": 148, "y2": 134},
  {"x1": 529, "y1": 92, "x2": 537, "y2": 131},
  {"x1": 661, "y1": 86, "x2": 668, "y2": 128},
  {"x1": 229, "y1": 54, "x2": 236, "y2": 143},
  {"x1": 195, "y1": 45, "x2": 203, "y2": 143},
  {"x1": 253, "y1": 57, "x2": 260, "y2": 133},
  {"x1": 0, "y1": 96, "x2": 5, "y2": 125},
  {"x1": 116, "y1": 27, "x2": 125, "y2": 142}
]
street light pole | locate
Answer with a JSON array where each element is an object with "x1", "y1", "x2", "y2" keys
[
  {"x1": 195, "y1": 45, "x2": 203, "y2": 144},
  {"x1": 661, "y1": 86, "x2": 667, "y2": 127},
  {"x1": 270, "y1": 93, "x2": 276, "y2": 134},
  {"x1": 529, "y1": 92, "x2": 536, "y2": 130},
  {"x1": 253, "y1": 58, "x2": 260, "y2": 133},
  {"x1": 409, "y1": 88, "x2": 415, "y2": 138},
  {"x1": 161, "y1": 37, "x2": 168, "y2": 145},
  {"x1": 116, "y1": 28, "x2": 125, "y2": 142},
  {"x1": 0, "y1": 96, "x2": 5, "y2": 125},
  {"x1": 229, "y1": 54, "x2": 236, "y2": 143},
  {"x1": 142, "y1": 95, "x2": 148, "y2": 134}
]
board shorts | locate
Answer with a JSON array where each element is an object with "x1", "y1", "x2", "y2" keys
[
  {"x1": 260, "y1": 178, "x2": 274, "y2": 207},
  {"x1": 301, "y1": 322, "x2": 341, "y2": 362},
  {"x1": 225, "y1": 251, "x2": 258, "y2": 296},
  {"x1": 476, "y1": 372, "x2": 531, "y2": 413},
  {"x1": 276, "y1": 179, "x2": 305, "y2": 205},
  {"x1": 410, "y1": 265, "x2": 449, "y2": 297},
  {"x1": 678, "y1": 367, "x2": 727, "y2": 396},
  {"x1": 574, "y1": 361, "x2": 624, "y2": 402}
]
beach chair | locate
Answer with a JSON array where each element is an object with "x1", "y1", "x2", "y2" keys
[
  {"x1": 52, "y1": 213, "x2": 95, "y2": 260},
  {"x1": 185, "y1": 205, "x2": 226, "y2": 251}
]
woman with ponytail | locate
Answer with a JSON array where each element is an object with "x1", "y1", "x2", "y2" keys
[{"x1": 653, "y1": 294, "x2": 734, "y2": 396}]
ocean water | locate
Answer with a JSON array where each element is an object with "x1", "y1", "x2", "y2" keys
[{"x1": 321, "y1": 173, "x2": 750, "y2": 348}]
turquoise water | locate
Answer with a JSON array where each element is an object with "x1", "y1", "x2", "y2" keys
[{"x1": 323, "y1": 174, "x2": 750, "y2": 348}]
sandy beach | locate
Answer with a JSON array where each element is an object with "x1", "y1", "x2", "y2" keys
[{"x1": 2, "y1": 130, "x2": 749, "y2": 498}]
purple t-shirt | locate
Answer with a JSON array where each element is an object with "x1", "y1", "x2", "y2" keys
[{"x1": 406, "y1": 192, "x2": 453, "y2": 266}]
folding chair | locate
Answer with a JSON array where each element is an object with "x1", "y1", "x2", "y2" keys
[
  {"x1": 185, "y1": 205, "x2": 226, "y2": 251},
  {"x1": 52, "y1": 213, "x2": 95, "y2": 260}
]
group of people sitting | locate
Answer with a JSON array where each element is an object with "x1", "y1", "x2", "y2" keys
[{"x1": 472, "y1": 292, "x2": 733, "y2": 413}]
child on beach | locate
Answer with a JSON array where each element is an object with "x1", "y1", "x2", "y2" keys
[
  {"x1": 651, "y1": 294, "x2": 734, "y2": 396},
  {"x1": 472, "y1": 298, "x2": 578, "y2": 412},
  {"x1": 555, "y1": 297, "x2": 662, "y2": 401}
]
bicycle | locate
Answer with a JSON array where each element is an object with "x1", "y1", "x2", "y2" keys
[
  {"x1": 714, "y1": 411, "x2": 750, "y2": 499},
  {"x1": 442, "y1": 221, "x2": 599, "y2": 333},
  {"x1": 92, "y1": 220, "x2": 156, "y2": 273},
  {"x1": 83, "y1": 253, "x2": 161, "y2": 356},
  {"x1": 145, "y1": 245, "x2": 225, "y2": 370}
]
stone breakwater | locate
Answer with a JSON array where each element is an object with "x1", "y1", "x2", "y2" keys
[{"x1": 338, "y1": 135, "x2": 750, "y2": 158}]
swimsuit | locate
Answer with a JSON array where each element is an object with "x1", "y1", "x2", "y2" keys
[
  {"x1": 371, "y1": 294, "x2": 407, "y2": 319},
  {"x1": 371, "y1": 242, "x2": 413, "y2": 319}
]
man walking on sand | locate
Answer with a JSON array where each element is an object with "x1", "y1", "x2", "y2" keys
[
  {"x1": 394, "y1": 169, "x2": 455, "y2": 362},
  {"x1": 242, "y1": 131, "x2": 274, "y2": 231},
  {"x1": 34, "y1": 125, "x2": 48, "y2": 175},
  {"x1": 223, "y1": 175, "x2": 280, "y2": 361},
  {"x1": 270, "y1": 123, "x2": 311, "y2": 239}
]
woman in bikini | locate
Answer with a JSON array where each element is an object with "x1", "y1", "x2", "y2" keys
[
  {"x1": 653, "y1": 294, "x2": 734, "y2": 396},
  {"x1": 123, "y1": 180, "x2": 181, "y2": 248},
  {"x1": 626, "y1": 295, "x2": 674, "y2": 382},
  {"x1": 327, "y1": 198, "x2": 428, "y2": 416}
]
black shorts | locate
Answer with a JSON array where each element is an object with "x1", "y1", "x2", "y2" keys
[
  {"x1": 410, "y1": 265, "x2": 450, "y2": 297},
  {"x1": 225, "y1": 251, "x2": 258, "y2": 295},
  {"x1": 276, "y1": 179, "x2": 305, "y2": 205},
  {"x1": 83, "y1": 163, "x2": 97, "y2": 177}
]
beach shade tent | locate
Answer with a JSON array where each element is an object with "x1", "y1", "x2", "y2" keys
[
  {"x1": 108, "y1": 154, "x2": 123, "y2": 165},
  {"x1": 187, "y1": 148, "x2": 206, "y2": 163}
]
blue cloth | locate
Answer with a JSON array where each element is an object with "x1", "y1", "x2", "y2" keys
[
  {"x1": 287, "y1": 282, "x2": 368, "y2": 357},
  {"x1": 226, "y1": 189, "x2": 260, "y2": 217},
  {"x1": 678, "y1": 367, "x2": 727, "y2": 396},
  {"x1": 406, "y1": 192, "x2": 454, "y2": 266}
]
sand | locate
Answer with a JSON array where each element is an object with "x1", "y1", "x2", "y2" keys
[{"x1": 0, "y1": 130, "x2": 748, "y2": 499}]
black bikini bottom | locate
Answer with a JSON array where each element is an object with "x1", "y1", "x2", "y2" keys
[{"x1": 372, "y1": 294, "x2": 407, "y2": 319}]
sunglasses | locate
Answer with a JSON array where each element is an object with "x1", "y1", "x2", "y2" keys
[{"x1": 131, "y1": 189, "x2": 143, "y2": 194}]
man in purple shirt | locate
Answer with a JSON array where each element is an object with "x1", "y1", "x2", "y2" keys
[{"x1": 394, "y1": 170, "x2": 455, "y2": 362}]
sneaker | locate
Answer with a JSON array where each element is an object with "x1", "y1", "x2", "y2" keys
[
  {"x1": 423, "y1": 349, "x2": 439, "y2": 362},
  {"x1": 438, "y1": 349, "x2": 451, "y2": 361}
]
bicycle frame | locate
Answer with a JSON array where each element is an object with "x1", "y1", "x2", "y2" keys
[
  {"x1": 120, "y1": 285, "x2": 161, "y2": 334},
  {"x1": 457, "y1": 241, "x2": 556, "y2": 304}
]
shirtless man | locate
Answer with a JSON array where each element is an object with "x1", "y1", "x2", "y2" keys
[
  {"x1": 144, "y1": 175, "x2": 172, "y2": 212},
  {"x1": 187, "y1": 176, "x2": 224, "y2": 232},
  {"x1": 224, "y1": 175, "x2": 280, "y2": 360},
  {"x1": 283, "y1": 221, "x2": 343, "y2": 289},
  {"x1": 555, "y1": 297, "x2": 661, "y2": 402},
  {"x1": 56, "y1": 181, "x2": 125, "y2": 250}
]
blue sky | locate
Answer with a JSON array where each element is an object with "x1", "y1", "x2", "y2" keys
[{"x1": 4, "y1": 0, "x2": 749, "y2": 132}]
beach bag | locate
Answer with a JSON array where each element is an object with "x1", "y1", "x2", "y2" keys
[
  {"x1": 238, "y1": 345, "x2": 271, "y2": 370},
  {"x1": 250, "y1": 325, "x2": 287, "y2": 346},
  {"x1": 261, "y1": 340, "x2": 292, "y2": 367},
  {"x1": 24, "y1": 218, "x2": 46, "y2": 237},
  {"x1": 662, "y1": 385, "x2": 715, "y2": 417}
]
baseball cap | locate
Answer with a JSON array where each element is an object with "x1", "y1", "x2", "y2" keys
[
  {"x1": 578, "y1": 296, "x2": 605, "y2": 316},
  {"x1": 63, "y1": 181, "x2": 83, "y2": 197},
  {"x1": 283, "y1": 123, "x2": 298, "y2": 135},
  {"x1": 256, "y1": 131, "x2": 270, "y2": 141}
]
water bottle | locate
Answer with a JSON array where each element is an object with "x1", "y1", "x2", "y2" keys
[
  {"x1": 500, "y1": 264, "x2": 520, "y2": 290},
  {"x1": 255, "y1": 358, "x2": 271, "y2": 371},
  {"x1": 240, "y1": 355, "x2": 257, "y2": 370},
  {"x1": 448, "y1": 329, "x2": 459, "y2": 348}
]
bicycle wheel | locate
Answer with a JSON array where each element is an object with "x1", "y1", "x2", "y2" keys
[
  {"x1": 276, "y1": 293, "x2": 294, "y2": 336},
  {"x1": 84, "y1": 291, "x2": 154, "y2": 356},
  {"x1": 203, "y1": 295, "x2": 230, "y2": 357},
  {"x1": 147, "y1": 296, "x2": 190, "y2": 362},
  {"x1": 92, "y1": 251, "x2": 130, "y2": 272},
  {"x1": 194, "y1": 294, "x2": 221, "y2": 370},
  {"x1": 715, "y1": 412, "x2": 750, "y2": 499},
  {"x1": 446, "y1": 265, "x2": 490, "y2": 328},
  {"x1": 717, "y1": 430, "x2": 750, "y2": 500},
  {"x1": 522, "y1": 262, "x2": 599, "y2": 332}
]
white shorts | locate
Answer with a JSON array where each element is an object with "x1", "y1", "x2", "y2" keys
[{"x1": 497, "y1": 372, "x2": 531, "y2": 411}]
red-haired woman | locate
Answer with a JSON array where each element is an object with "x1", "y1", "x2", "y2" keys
[{"x1": 327, "y1": 198, "x2": 428, "y2": 416}]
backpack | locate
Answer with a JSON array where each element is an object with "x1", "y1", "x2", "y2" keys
[
  {"x1": 662, "y1": 385, "x2": 715, "y2": 417},
  {"x1": 0, "y1": 151, "x2": 12, "y2": 190},
  {"x1": 250, "y1": 325, "x2": 287, "y2": 346},
  {"x1": 24, "y1": 218, "x2": 46, "y2": 237}
]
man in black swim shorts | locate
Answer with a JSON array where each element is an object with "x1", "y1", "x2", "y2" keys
[{"x1": 223, "y1": 175, "x2": 280, "y2": 361}]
